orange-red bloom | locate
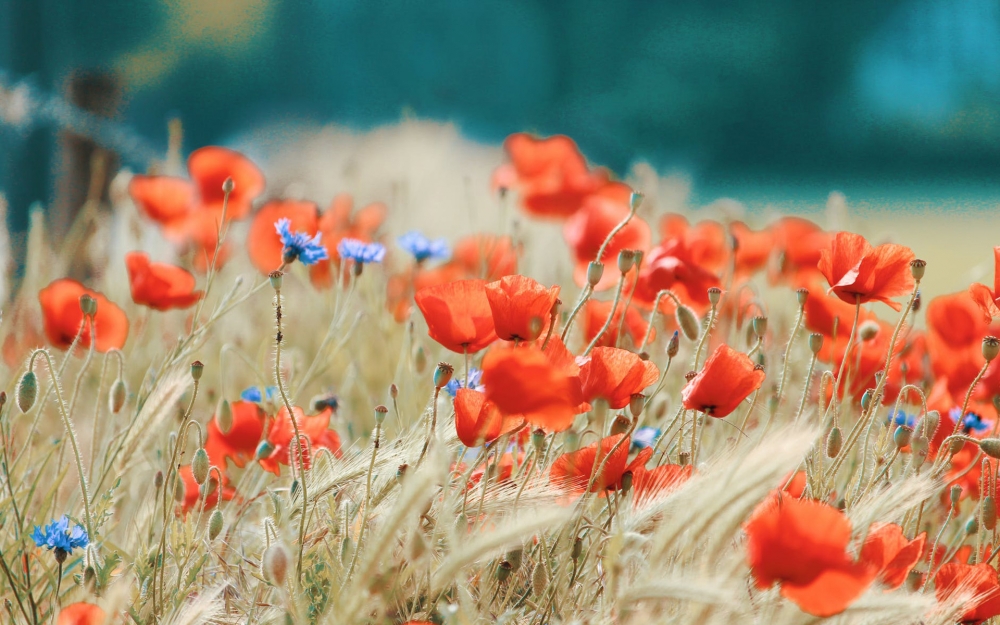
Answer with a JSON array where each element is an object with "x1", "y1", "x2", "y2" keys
[
  {"x1": 682, "y1": 344, "x2": 765, "y2": 418},
  {"x1": 453, "y1": 388, "x2": 525, "y2": 447},
  {"x1": 480, "y1": 345, "x2": 579, "y2": 431},
  {"x1": 39, "y1": 279, "x2": 129, "y2": 353},
  {"x1": 631, "y1": 462, "x2": 693, "y2": 499},
  {"x1": 634, "y1": 215, "x2": 725, "y2": 309},
  {"x1": 125, "y1": 252, "x2": 203, "y2": 311},
  {"x1": 731, "y1": 221, "x2": 773, "y2": 278},
  {"x1": 57, "y1": 602, "x2": 106, "y2": 625},
  {"x1": 927, "y1": 291, "x2": 994, "y2": 397},
  {"x1": 578, "y1": 347, "x2": 659, "y2": 410},
  {"x1": 970, "y1": 246, "x2": 1000, "y2": 322},
  {"x1": 178, "y1": 465, "x2": 233, "y2": 513},
  {"x1": 818, "y1": 231, "x2": 915, "y2": 311},
  {"x1": 550, "y1": 434, "x2": 630, "y2": 493},
  {"x1": 205, "y1": 401, "x2": 266, "y2": 471},
  {"x1": 453, "y1": 234, "x2": 519, "y2": 281},
  {"x1": 415, "y1": 279, "x2": 498, "y2": 354},
  {"x1": 246, "y1": 200, "x2": 320, "y2": 274},
  {"x1": 768, "y1": 216, "x2": 831, "y2": 285},
  {"x1": 745, "y1": 496, "x2": 877, "y2": 616},
  {"x1": 582, "y1": 298, "x2": 654, "y2": 350},
  {"x1": 935, "y1": 561, "x2": 1000, "y2": 624},
  {"x1": 259, "y1": 406, "x2": 342, "y2": 475},
  {"x1": 485, "y1": 275, "x2": 559, "y2": 342},
  {"x1": 859, "y1": 522, "x2": 925, "y2": 589}
]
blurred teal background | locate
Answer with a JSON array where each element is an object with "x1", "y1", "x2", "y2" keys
[{"x1": 3, "y1": 0, "x2": 1000, "y2": 235}]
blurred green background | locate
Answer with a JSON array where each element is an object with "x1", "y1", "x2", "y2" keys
[{"x1": 3, "y1": 0, "x2": 1000, "y2": 236}]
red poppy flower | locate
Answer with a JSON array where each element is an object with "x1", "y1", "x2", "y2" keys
[
  {"x1": 125, "y1": 252, "x2": 203, "y2": 311},
  {"x1": 308, "y1": 194, "x2": 386, "y2": 288},
  {"x1": 970, "y1": 246, "x2": 1000, "y2": 322},
  {"x1": 259, "y1": 406, "x2": 342, "y2": 476},
  {"x1": 57, "y1": 602, "x2": 106, "y2": 625},
  {"x1": 178, "y1": 465, "x2": 233, "y2": 513},
  {"x1": 485, "y1": 275, "x2": 559, "y2": 342},
  {"x1": 415, "y1": 279, "x2": 498, "y2": 354},
  {"x1": 500, "y1": 133, "x2": 612, "y2": 218},
  {"x1": 563, "y1": 184, "x2": 650, "y2": 290},
  {"x1": 480, "y1": 344, "x2": 579, "y2": 432},
  {"x1": 634, "y1": 217, "x2": 724, "y2": 309},
  {"x1": 682, "y1": 344, "x2": 765, "y2": 418},
  {"x1": 582, "y1": 298, "x2": 654, "y2": 350},
  {"x1": 859, "y1": 523, "x2": 925, "y2": 589},
  {"x1": 205, "y1": 401, "x2": 266, "y2": 471},
  {"x1": 38, "y1": 279, "x2": 129, "y2": 353},
  {"x1": 731, "y1": 221, "x2": 773, "y2": 278},
  {"x1": 246, "y1": 200, "x2": 321, "y2": 274},
  {"x1": 658, "y1": 214, "x2": 729, "y2": 275},
  {"x1": 802, "y1": 284, "x2": 879, "y2": 362},
  {"x1": 927, "y1": 291, "x2": 994, "y2": 397},
  {"x1": 386, "y1": 263, "x2": 467, "y2": 323},
  {"x1": 453, "y1": 234, "x2": 519, "y2": 281},
  {"x1": 745, "y1": 496, "x2": 877, "y2": 617},
  {"x1": 550, "y1": 434, "x2": 630, "y2": 493},
  {"x1": 783, "y1": 471, "x2": 807, "y2": 498},
  {"x1": 453, "y1": 388, "x2": 525, "y2": 447},
  {"x1": 818, "y1": 232, "x2": 915, "y2": 310},
  {"x1": 578, "y1": 347, "x2": 659, "y2": 410},
  {"x1": 935, "y1": 562, "x2": 1000, "y2": 624},
  {"x1": 768, "y1": 217, "x2": 832, "y2": 285},
  {"x1": 631, "y1": 462, "x2": 693, "y2": 499}
]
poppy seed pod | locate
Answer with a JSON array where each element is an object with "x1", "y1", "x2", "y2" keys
[
  {"x1": 795, "y1": 287, "x2": 809, "y2": 307},
  {"x1": 192, "y1": 449, "x2": 210, "y2": 485},
  {"x1": 910, "y1": 434, "x2": 928, "y2": 461},
  {"x1": 434, "y1": 362, "x2": 454, "y2": 389},
  {"x1": 571, "y1": 537, "x2": 583, "y2": 560},
  {"x1": 707, "y1": 287, "x2": 722, "y2": 307},
  {"x1": 675, "y1": 306, "x2": 700, "y2": 342},
  {"x1": 980, "y1": 438, "x2": 1000, "y2": 459},
  {"x1": 216, "y1": 399, "x2": 233, "y2": 434},
  {"x1": 396, "y1": 463, "x2": 408, "y2": 482},
  {"x1": 268, "y1": 270, "x2": 283, "y2": 291},
  {"x1": 221, "y1": 176, "x2": 235, "y2": 194},
  {"x1": 496, "y1": 561, "x2": 513, "y2": 582},
  {"x1": 208, "y1": 508, "x2": 224, "y2": 540},
  {"x1": 109, "y1": 378, "x2": 126, "y2": 414},
  {"x1": 808, "y1": 333, "x2": 823, "y2": 355},
  {"x1": 752, "y1": 316, "x2": 767, "y2": 338},
  {"x1": 617, "y1": 249, "x2": 635, "y2": 274},
  {"x1": 610, "y1": 415, "x2": 631, "y2": 436},
  {"x1": 893, "y1": 426, "x2": 911, "y2": 449},
  {"x1": 255, "y1": 440, "x2": 275, "y2": 460},
  {"x1": 531, "y1": 428, "x2": 546, "y2": 454},
  {"x1": 667, "y1": 331, "x2": 679, "y2": 358},
  {"x1": 190, "y1": 360, "x2": 204, "y2": 381},
  {"x1": 262, "y1": 543, "x2": 290, "y2": 586},
  {"x1": 587, "y1": 261, "x2": 605, "y2": 287},
  {"x1": 909, "y1": 258, "x2": 926, "y2": 281},
  {"x1": 861, "y1": 390, "x2": 873, "y2": 411},
  {"x1": 826, "y1": 427, "x2": 843, "y2": 458},
  {"x1": 984, "y1": 496, "x2": 998, "y2": 531},
  {"x1": 630, "y1": 190, "x2": 644, "y2": 211},
  {"x1": 79, "y1": 293, "x2": 97, "y2": 317},
  {"x1": 984, "y1": 336, "x2": 1000, "y2": 362},
  {"x1": 374, "y1": 404, "x2": 389, "y2": 424},
  {"x1": 17, "y1": 370, "x2": 37, "y2": 413},
  {"x1": 678, "y1": 452, "x2": 690, "y2": 466},
  {"x1": 629, "y1": 393, "x2": 645, "y2": 418}
]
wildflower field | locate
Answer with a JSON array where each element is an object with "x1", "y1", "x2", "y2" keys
[{"x1": 3, "y1": 128, "x2": 1000, "y2": 625}]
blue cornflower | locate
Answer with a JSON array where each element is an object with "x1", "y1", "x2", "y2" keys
[
  {"x1": 886, "y1": 409, "x2": 916, "y2": 429},
  {"x1": 31, "y1": 516, "x2": 88, "y2": 558},
  {"x1": 953, "y1": 407, "x2": 990, "y2": 434},
  {"x1": 631, "y1": 426, "x2": 661, "y2": 451},
  {"x1": 398, "y1": 231, "x2": 449, "y2": 263},
  {"x1": 337, "y1": 238, "x2": 386, "y2": 264},
  {"x1": 275, "y1": 218, "x2": 329, "y2": 266},
  {"x1": 240, "y1": 386, "x2": 277, "y2": 403},
  {"x1": 445, "y1": 368, "x2": 484, "y2": 397}
]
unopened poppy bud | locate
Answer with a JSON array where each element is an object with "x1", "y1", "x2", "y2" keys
[
  {"x1": 268, "y1": 270, "x2": 283, "y2": 291},
  {"x1": 434, "y1": 362, "x2": 454, "y2": 389},
  {"x1": 390, "y1": 383, "x2": 398, "y2": 399},
  {"x1": 912, "y1": 290, "x2": 921, "y2": 313},
  {"x1": 17, "y1": 370, "x2": 37, "y2": 413},
  {"x1": 620, "y1": 470, "x2": 633, "y2": 495},
  {"x1": 984, "y1": 336, "x2": 1000, "y2": 362},
  {"x1": 617, "y1": 249, "x2": 635, "y2": 274},
  {"x1": 507, "y1": 547, "x2": 523, "y2": 571},
  {"x1": 374, "y1": 404, "x2": 388, "y2": 424},
  {"x1": 190, "y1": 360, "x2": 204, "y2": 381},
  {"x1": 632, "y1": 249, "x2": 644, "y2": 267},
  {"x1": 949, "y1": 437, "x2": 964, "y2": 456},
  {"x1": 208, "y1": 509, "x2": 224, "y2": 540},
  {"x1": 752, "y1": 316, "x2": 767, "y2": 338},
  {"x1": 909, "y1": 258, "x2": 926, "y2": 281},
  {"x1": 109, "y1": 378, "x2": 126, "y2": 414},
  {"x1": 155, "y1": 470, "x2": 164, "y2": 489},
  {"x1": 256, "y1": 440, "x2": 275, "y2": 460},
  {"x1": 532, "y1": 561, "x2": 548, "y2": 597},
  {"x1": 587, "y1": 261, "x2": 604, "y2": 287},
  {"x1": 192, "y1": 449, "x2": 210, "y2": 485},
  {"x1": 414, "y1": 346, "x2": 428, "y2": 373},
  {"x1": 966, "y1": 517, "x2": 979, "y2": 535},
  {"x1": 174, "y1": 476, "x2": 186, "y2": 502},
  {"x1": 678, "y1": 452, "x2": 690, "y2": 466},
  {"x1": 951, "y1": 485, "x2": 963, "y2": 508},
  {"x1": 922, "y1": 411, "x2": 940, "y2": 436},
  {"x1": 859, "y1": 321, "x2": 880, "y2": 342},
  {"x1": 980, "y1": 438, "x2": 1000, "y2": 459},
  {"x1": 808, "y1": 333, "x2": 823, "y2": 355},
  {"x1": 79, "y1": 293, "x2": 97, "y2": 317},
  {"x1": 795, "y1": 288, "x2": 809, "y2": 307},
  {"x1": 826, "y1": 427, "x2": 843, "y2": 458},
  {"x1": 629, "y1": 393, "x2": 645, "y2": 418},
  {"x1": 675, "y1": 306, "x2": 700, "y2": 341},
  {"x1": 216, "y1": 399, "x2": 233, "y2": 434},
  {"x1": 910, "y1": 434, "x2": 928, "y2": 457},
  {"x1": 396, "y1": 463, "x2": 408, "y2": 482},
  {"x1": 984, "y1": 496, "x2": 998, "y2": 531},
  {"x1": 707, "y1": 287, "x2": 722, "y2": 307},
  {"x1": 571, "y1": 537, "x2": 583, "y2": 560},
  {"x1": 861, "y1": 389, "x2": 873, "y2": 411},
  {"x1": 610, "y1": 415, "x2": 631, "y2": 435},
  {"x1": 549, "y1": 298, "x2": 562, "y2": 318},
  {"x1": 667, "y1": 331, "x2": 680, "y2": 358},
  {"x1": 893, "y1": 426, "x2": 911, "y2": 449},
  {"x1": 496, "y1": 561, "x2": 512, "y2": 582},
  {"x1": 262, "y1": 543, "x2": 290, "y2": 586},
  {"x1": 531, "y1": 428, "x2": 546, "y2": 454}
]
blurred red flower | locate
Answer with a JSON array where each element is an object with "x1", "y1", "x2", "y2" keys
[
  {"x1": 247, "y1": 200, "x2": 321, "y2": 274},
  {"x1": 768, "y1": 216, "x2": 831, "y2": 286},
  {"x1": 57, "y1": 602, "x2": 106, "y2": 625},
  {"x1": 682, "y1": 344, "x2": 764, "y2": 418},
  {"x1": 125, "y1": 252, "x2": 203, "y2": 311},
  {"x1": 415, "y1": 279, "x2": 498, "y2": 354},
  {"x1": 39, "y1": 279, "x2": 128, "y2": 353},
  {"x1": 935, "y1": 561, "x2": 1000, "y2": 624},
  {"x1": 453, "y1": 388, "x2": 525, "y2": 448},
  {"x1": 480, "y1": 344, "x2": 579, "y2": 432},
  {"x1": 205, "y1": 400, "x2": 266, "y2": 471},
  {"x1": 259, "y1": 406, "x2": 342, "y2": 476},
  {"x1": 858, "y1": 522, "x2": 925, "y2": 589},
  {"x1": 550, "y1": 434, "x2": 630, "y2": 493},
  {"x1": 969, "y1": 246, "x2": 1000, "y2": 322},
  {"x1": 485, "y1": 275, "x2": 559, "y2": 342},
  {"x1": 582, "y1": 298, "x2": 654, "y2": 350},
  {"x1": 578, "y1": 347, "x2": 659, "y2": 410}
]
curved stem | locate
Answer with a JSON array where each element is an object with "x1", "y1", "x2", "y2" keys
[{"x1": 583, "y1": 271, "x2": 626, "y2": 356}]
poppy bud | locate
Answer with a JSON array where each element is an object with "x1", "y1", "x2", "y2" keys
[
  {"x1": 263, "y1": 543, "x2": 290, "y2": 586},
  {"x1": 549, "y1": 298, "x2": 562, "y2": 318},
  {"x1": 981, "y1": 438, "x2": 1000, "y2": 459},
  {"x1": 390, "y1": 383, "x2": 398, "y2": 399},
  {"x1": 268, "y1": 270, "x2": 283, "y2": 291},
  {"x1": 434, "y1": 362, "x2": 454, "y2": 389},
  {"x1": 984, "y1": 496, "x2": 998, "y2": 531},
  {"x1": 922, "y1": 411, "x2": 940, "y2": 436},
  {"x1": 667, "y1": 331, "x2": 680, "y2": 358},
  {"x1": 79, "y1": 293, "x2": 97, "y2": 317},
  {"x1": 909, "y1": 258, "x2": 926, "y2": 281},
  {"x1": 531, "y1": 428, "x2": 546, "y2": 454},
  {"x1": 891, "y1": 425, "x2": 911, "y2": 449},
  {"x1": 496, "y1": 561, "x2": 512, "y2": 582},
  {"x1": 951, "y1": 485, "x2": 963, "y2": 508},
  {"x1": 610, "y1": 415, "x2": 631, "y2": 436},
  {"x1": 826, "y1": 427, "x2": 843, "y2": 458},
  {"x1": 374, "y1": 404, "x2": 388, "y2": 425},
  {"x1": 950, "y1": 437, "x2": 964, "y2": 456},
  {"x1": 208, "y1": 508, "x2": 224, "y2": 540},
  {"x1": 912, "y1": 290, "x2": 921, "y2": 313},
  {"x1": 192, "y1": 449, "x2": 210, "y2": 485},
  {"x1": 17, "y1": 370, "x2": 37, "y2": 413},
  {"x1": 507, "y1": 547, "x2": 523, "y2": 571},
  {"x1": 413, "y1": 346, "x2": 428, "y2": 373},
  {"x1": 532, "y1": 561, "x2": 548, "y2": 597},
  {"x1": 216, "y1": 399, "x2": 233, "y2": 434},
  {"x1": 966, "y1": 517, "x2": 979, "y2": 535},
  {"x1": 155, "y1": 470, "x2": 164, "y2": 489},
  {"x1": 675, "y1": 306, "x2": 700, "y2": 341},
  {"x1": 174, "y1": 476, "x2": 186, "y2": 502},
  {"x1": 678, "y1": 452, "x2": 690, "y2": 466},
  {"x1": 587, "y1": 262, "x2": 604, "y2": 287},
  {"x1": 861, "y1": 389, "x2": 873, "y2": 411},
  {"x1": 859, "y1": 321, "x2": 880, "y2": 342},
  {"x1": 571, "y1": 537, "x2": 583, "y2": 560},
  {"x1": 707, "y1": 287, "x2": 722, "y2": 307},
  {"x1": 222, "y1": 176, "x2": 235, "y2": 194},
  {"x1": 256, "y1": 440, "x2": 275, "y2": 460},
  {"x1": 629, "y1": 393, "x2": 645, "y2": 418},
  {"x1": 630, "y1": 190, "x2": 644, "y2": 211},
  {"x1": 190, "y1": 360, "x2": 204, "y2": 381},
  {"x1": 109, "y1": 378, "x2": 126, "y2": 414},
  {"x1": 617, "y1": 249, "x2": 635, "y2": 274},
  {"x1": 795, "y1": 288, "x2": 809, "y2": 307},
  {"x1": 984, "y1": 336, "x2": 1000, "y2": 362},
  {"x1": 620, "y1": 470, "x2": 633, "y2": 495},
  {"x1": 632, "y1": 250, "x2": 644, "y2": 268},
  {"x1": 752, "y1": 316, "x2": 767, "y2": 338}
]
